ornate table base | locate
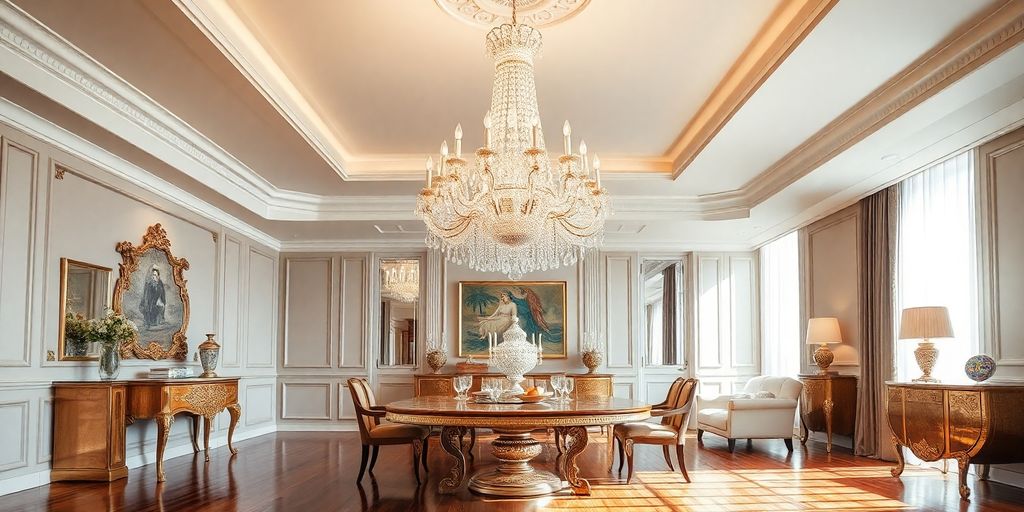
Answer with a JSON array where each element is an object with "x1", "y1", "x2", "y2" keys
[{"x1": 438, "y1": 425, "x2": 591, "y2": 497}]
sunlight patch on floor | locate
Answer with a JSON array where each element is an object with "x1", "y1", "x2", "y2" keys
[{"x1": 540, "y1": 467, "x2": 918, "y2": 511}]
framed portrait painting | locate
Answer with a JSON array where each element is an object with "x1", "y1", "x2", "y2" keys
[{"x1": 458, "y1": 281, "x2": 567, "y2": 358}]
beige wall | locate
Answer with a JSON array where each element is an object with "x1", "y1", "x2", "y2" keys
[{"x1": 0, "y1": 122, "x2": 279, "y2": 493}]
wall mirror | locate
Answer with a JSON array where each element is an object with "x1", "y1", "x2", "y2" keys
[
  {"x1": 378, "y1": 259, "x2": 420, "y2": 367},
  {"x1": 112, "y1": 224, "x2": 190, "y2": 360},
  {"x1": 642, "y1": 259, "x2": 685, "y2": 367},
  {"x1": 58, "y1": 258, "x2": 112, "y2": 360}
]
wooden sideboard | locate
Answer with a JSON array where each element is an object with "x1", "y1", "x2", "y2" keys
[
  {"x1": 798, "y1": 374, "x2": 857, "y2": 453},
  {"x1": 52, "y1": 377, "x2": 241, "y2": 483},
  {"x1": 414, "y1": 372, "x2": 613, "y2": 398},
  {"x1": 886, "y1": 381, "x2": 1024, "y2": 500}
]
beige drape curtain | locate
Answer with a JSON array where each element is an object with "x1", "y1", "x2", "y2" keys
[{"x1": 855, "y1": 185, "x2": 899, "y2": 460}]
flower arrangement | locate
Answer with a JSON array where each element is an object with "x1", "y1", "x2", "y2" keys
[
  {"x1": 86, "y1": 309, "x2": 138, "y2": 347},
  {"x1": 64, "y1": 312, "x2": 91, "y2": 343}
]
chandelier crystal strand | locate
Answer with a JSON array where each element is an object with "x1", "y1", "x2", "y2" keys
[{"x1": 416, "y1": 8, "x2": 609, "y2": 280}]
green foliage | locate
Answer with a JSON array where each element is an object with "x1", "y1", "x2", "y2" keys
[
  {"x1": 64, "y1": 312, "x2": 90, "y2": 344},
  {"x1": 463, "y1": 289, "x2": 498, "y2": 314}
]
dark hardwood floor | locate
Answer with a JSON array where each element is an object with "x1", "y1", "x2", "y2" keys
[{"x1": 4, "y1": 431, "x2": 1023, "y2": 512}]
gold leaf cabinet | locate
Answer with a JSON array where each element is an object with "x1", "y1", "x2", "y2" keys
[
  {"x1": 886, "y1": 382, "x2": 1024, "y2": 500},
  {"x1": 798, "y1": 374, "x2": 857, "y2": 453}
]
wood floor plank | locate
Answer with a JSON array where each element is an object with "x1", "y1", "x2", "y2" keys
[{"x1": 2, "y1": 432, "x2": 1022, "y2": 511}]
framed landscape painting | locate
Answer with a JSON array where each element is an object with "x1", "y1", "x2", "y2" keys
[{"x1": 458, "y1": 281, "x2": 567, "y2": 358}]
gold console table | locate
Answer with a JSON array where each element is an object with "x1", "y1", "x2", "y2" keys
[
  {"x1": 886, "y1": 381, "x2": 1024, "y2": 500},
  {"x1": 798, "y1": 374, "x2": 857, "y2": 452}
]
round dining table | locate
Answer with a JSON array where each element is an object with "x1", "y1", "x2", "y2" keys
[{"x1": 384, "y1": 396, "x2": 651, "y2": 497}]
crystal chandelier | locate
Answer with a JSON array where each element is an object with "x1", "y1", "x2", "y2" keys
[
  {"x1": 380, "y1": 260, "x2": 419, "y2": 303},
  {"x1": 416, "y1": 1, "x2": 609, "y2": 280}
]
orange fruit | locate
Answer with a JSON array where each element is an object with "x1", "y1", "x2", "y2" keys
[{"x1": 525, "y1": 387, "x2": 539, "y2": 396}]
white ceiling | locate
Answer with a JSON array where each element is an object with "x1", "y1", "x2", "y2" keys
[{"x1": 2, "y1": 0, "x2": 1022, "y2": 249}]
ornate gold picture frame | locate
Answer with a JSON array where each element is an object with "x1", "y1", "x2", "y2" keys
[
  {"x1": 458, "y1": 281, "x2": 568, "y2": 358},
  {"x1": 112, "y1": 224, "x2": 190, "y2": 360}
]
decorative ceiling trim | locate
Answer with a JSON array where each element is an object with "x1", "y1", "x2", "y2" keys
[
  {"x1": 277, "y1": 238, "x2": 754, "y2": 253},
  {"x1": 434, "y1": 0, "x2": 591, "y2": 30},
  {"x1": 0, "y1": 97, "x2": 280, "y2": 250},
  {"x1": 0, "y1": 0, "x2": 279, "y2": 216},
  {"x1": 668, "y1": 0, "x2": 837, "y2": 178},
  {"x1": 740, "y1": 0, "x2": 1024, "y2": 208}
]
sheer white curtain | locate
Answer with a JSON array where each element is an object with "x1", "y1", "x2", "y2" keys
[
  {"x1": 896, "y1": 151, "x2": 979, "y2": 382},
  {"x1": 760, "y1": 231, "x2": 801, "y2": 377}
]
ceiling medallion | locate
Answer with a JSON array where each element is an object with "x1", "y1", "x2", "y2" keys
[
  {"x1": 434, "y1": 0, "x2": 590, "y2": 29},
  {"x1": 416, "y1": 1, "x2": 609, "y2": 280}
]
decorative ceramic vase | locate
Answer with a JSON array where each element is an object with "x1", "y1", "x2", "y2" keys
[
  {"x1": 98, "y1": 342, "x2": 120, "y2": 380},
  {"x1": 581, "y1": 349, "x2": 602, "y2": 374},
  {"x1": 426, "y1": 349, "x2": 447, "y2": 374},
  {"x1": 965, "y1": 354, "x2": 996, "y2": 382},
  {"x1": 490, "y1": 319, "x2": 539, "y2": 394},
  {"x1": 913, "y1": 341, "x2": 939, "y2": 382},
  {"x1": 198, "y1": 333, "x2": 221, "y2": 378}
]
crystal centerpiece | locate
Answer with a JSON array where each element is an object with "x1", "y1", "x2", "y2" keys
[{"x1": 489, "y1": 318, "x2": 541, "y2": 394}]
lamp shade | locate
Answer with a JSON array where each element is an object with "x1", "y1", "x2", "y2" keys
[
  {"x1": 805, "y1": 317, "x2": 842, "y2": 345},
  {"x1": 898, "y1": 306, "x2": 953, "y2": 340}
]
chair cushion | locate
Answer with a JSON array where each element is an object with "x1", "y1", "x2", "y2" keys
[
  {"x1": 753, "y1": 391, "x2": 776, "y2": 399},
  {"x1": 696, "y1": 408, "x2": 729, "y2": 430},
  {"x1": 615, "y1": 422, "x2": 679, "y2": 441},
  {"x1": 369, "y1": 423, "x2": 430, "y2": 440}
]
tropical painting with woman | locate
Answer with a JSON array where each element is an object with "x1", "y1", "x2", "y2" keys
[{"x1": 459, "y1": 281, "x2": 566, "y2": 358}]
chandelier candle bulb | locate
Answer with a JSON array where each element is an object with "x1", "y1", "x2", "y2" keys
[
  {"x1": 484, "y1": 111, "x2": 492, "y2": 148},
  {"x1": 455, "y1": 124, "x2": 463, "y2": 158},
  {"x1": 440, "y1": 140, "x2": 448, "y2": 174},
  {"x1": 532, "y1": 118, "x2": 540, "y2": 148},
  {"x1": 579, "y1": 140, "x2": 588, "y2": 175},
  {"x1": 425, "y1": 156, "x2": 434, "y2": 186},
  {"x1": 593, "y1": 154, "x2": 602, "y2": 187},
  {"x1": 562, "y1": 120, "x2": 571, "y2": 155}
]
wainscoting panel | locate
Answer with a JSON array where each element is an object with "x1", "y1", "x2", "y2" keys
[
  {"x1": 0, "y1": 401, "x2": 29, "y2": 471},
  {"x1": 281, "y1": 382, "x2": 332, "y2": 420},
  {"x1": 244, "y1": 383, "x2": 274, "y2": 426},
  {"x1": 612, "y1": 382, "x2": 634, "y2": 400},
  {"x1": 36, "y1": 398, "x2": 51, "y2": 464},
  {"x1": 730, "y1": 255, "x2": 758, "y2": 370},
  {"x1": 0, "y1": 140, "x2": 36, "y2": 367},
  {"x1": 283, "y1": 258, "x2": 333, "y2": 368},
  {"x1": 803, "y1": 207, "x2": 862, "y2": 370},
  {"x1": 696, "y1": 256, "x2": 723, "y2": 369},
  {"x1": 338, "y1": 381, "x2": 356, "y2": 421}
]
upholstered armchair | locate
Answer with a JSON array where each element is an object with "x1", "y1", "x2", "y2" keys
[
  {"x1": 613, "y1": 378, "x2": 698, "y2": 484},
  {"x1": 695, "y1": 376, "x2": 802, "y2": 452},
  {"x1": 347, "y1": 378, "x2": 430, "y2": 483}
]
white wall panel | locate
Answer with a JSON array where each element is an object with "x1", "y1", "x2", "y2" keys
[
  {"x1": 730, "y1": 256, "x2": 757, "y2": 369},
  {"x1": 246, "y1": 249, "x2": 276, "y2": 367},
  {"x1": 283, "y1": 258, "x2": 333, "y2": 368},
  {"x1": 0, "y1": 141, "x2": 36, "y2": 366},
  {"x1": 604, "y1": 255, "x2": 633, "y2": 369},
  {"x1": 244, "y1": 383, "x2": 274, "y2": 426},
  {"x1": 803, "y1": 208, "x2": 861, "y2": 370},
  {"x1": 697, "y1": 256, "x2": 723, "y2": 369},
  {"x1": 0, "y1": 402, "x2": 28, "y2": 471},
  {"x1": 281, "y1": 383, "x2": 331, "y2": 420},
  {"x1": 222, "y1": 237, "x2": 242, "y2": 367},
  {"x1": 339, "y1": 257, "x2": 366, "y2": 369},
  {"x1": 36, "y1": 398, "x2": 51, "y2": 463}
]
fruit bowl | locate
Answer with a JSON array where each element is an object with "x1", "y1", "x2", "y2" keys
[{"x1": 516, "y1": 392, "x2": 552, "y2": 403}]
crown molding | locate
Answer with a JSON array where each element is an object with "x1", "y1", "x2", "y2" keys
[
  {"x1": 0, "y1": 97, "x2": 280, "y2": 250},
  {"x1": 0, "y1": 0, "x2": 283, "y2": 216},
  {"x1": 669, "y1": 0, "x2": 836, "y2": 178},
  {"x1": 740, "y1": 0, "x2": 1024, "y2": 209}
]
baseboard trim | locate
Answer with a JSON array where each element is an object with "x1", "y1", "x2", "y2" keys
[{"x1": 0, "y1": 424, "x2": 278, "y2": 497}]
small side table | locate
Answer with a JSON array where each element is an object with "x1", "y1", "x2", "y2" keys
[{"x1": 798, "y1": 373, "x2": 857, "y2": 452}]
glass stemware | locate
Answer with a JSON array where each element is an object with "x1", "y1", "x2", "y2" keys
[
  {"x1": 563, "y1": 377, "x2": 575, "y2": 402},
  {"x1": 550, "y1": 374, "x2": 566, "y2": 402},
  {"x1": 453, "y1": 375, "x2": 471, "y2": 401}
]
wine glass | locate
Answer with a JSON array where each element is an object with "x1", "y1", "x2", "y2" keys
[
  {"x1": 483, "y1": 378, "x2": 502, "y2": 402},
  {"x1": 563, "y1": 377, "x2": 575, "y2": 401},
  {"x1": 550, "y1": 374, "x2": 565, "y2": 402},
  {"x1": 453, "y1": 375, "x2": 470, "y2": 401}
]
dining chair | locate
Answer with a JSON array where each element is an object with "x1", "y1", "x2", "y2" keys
[
  {"x1": 347, "y1": 378, "x2": 430, "y2": 483},
  {"x1": 613, "y1": 377, "x2": 698, "y2": 484}
]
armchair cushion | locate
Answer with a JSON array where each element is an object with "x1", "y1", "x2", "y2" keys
[
  {"x1": 728, "y1": 398, "x2": 798, "y2": 411},
  {"x1": 614, "y1": 422, "x2": 678, "y2": 442},
  {"x1": 369, "y1": 423, "x2": 430, "y2": 440},
  {"x1": 696, "y1": 408, "x2": 728, "y2": 430}
]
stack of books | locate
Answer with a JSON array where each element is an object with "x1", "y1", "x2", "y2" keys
[{"x1": 149, "y1": 367, "x2": 195, "y2": 379}]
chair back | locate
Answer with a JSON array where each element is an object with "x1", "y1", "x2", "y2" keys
[
  {"x1": 664, "y1": 378, "x2": 698, "y2": 432},
  {"x1": 347, "y1": 378, "x2": 379, "y2": 442},
  {"x1": 658, "y1": 377, "x2": 686, "y2": 411},
  {"x1": 742, "y1": 376, "x2": 802, "y2": 400}
]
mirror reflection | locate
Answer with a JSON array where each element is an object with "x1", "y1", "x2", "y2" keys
[
  {"x1": 59, "y1": 258, "x2": 112, "y2": 360},
  {"x1": 643, "y1": 260, "x2": 684, "y2": 366},
  {"x1": 379, "y1": 259, "x2": 419, "y2": 366}
]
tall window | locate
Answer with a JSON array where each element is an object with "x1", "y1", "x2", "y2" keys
[
  {"x1": 760, "y1": 231, "x2": 800, "y2": 377},
  {"x1": 896, "y1": 151, "x2": 978, "y2": 381}
]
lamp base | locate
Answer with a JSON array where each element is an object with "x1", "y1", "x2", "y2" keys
[
  {"x1": 913, "y1": 340, "x2": 939, "y2": 383},
  {"x1": 813, "y1": 344, "x2": 835, "y2": 375}
]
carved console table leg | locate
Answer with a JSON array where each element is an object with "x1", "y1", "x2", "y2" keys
[
  {"x1": 156, "y1": 413, "x2": 174, "y2": 482},
  {"x1": 954, "y1": 453, "x2": 972, "y2": 500},
  {"x1": 227, "y1": 403, "x2": 241, "y2": 455},
  {"x1": 189, "y1": 414, "x2": 200, "y2": 453},
  {"x1": 203, "y1": 416, "x2": 213, "y2": 462},
  {"x1": 823, "y1": 399, "x2": 834, "y2": 453},
  {"x1": 439, "y1": 426, "x2": 468, "y2": 494},
  {"x1": 891, "y1": 435, "x2": 905, "y2": 477},
  {"x1": 557, "y1": 426, "x2": 591, "y2": 495}
]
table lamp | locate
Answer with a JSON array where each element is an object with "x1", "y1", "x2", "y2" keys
[
  {"x1": 898, "y1": 306, "x2": 953, "y2": 382},
  {"x1": 806, "y1": 317, "x2": 842, "y2": 374}
]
